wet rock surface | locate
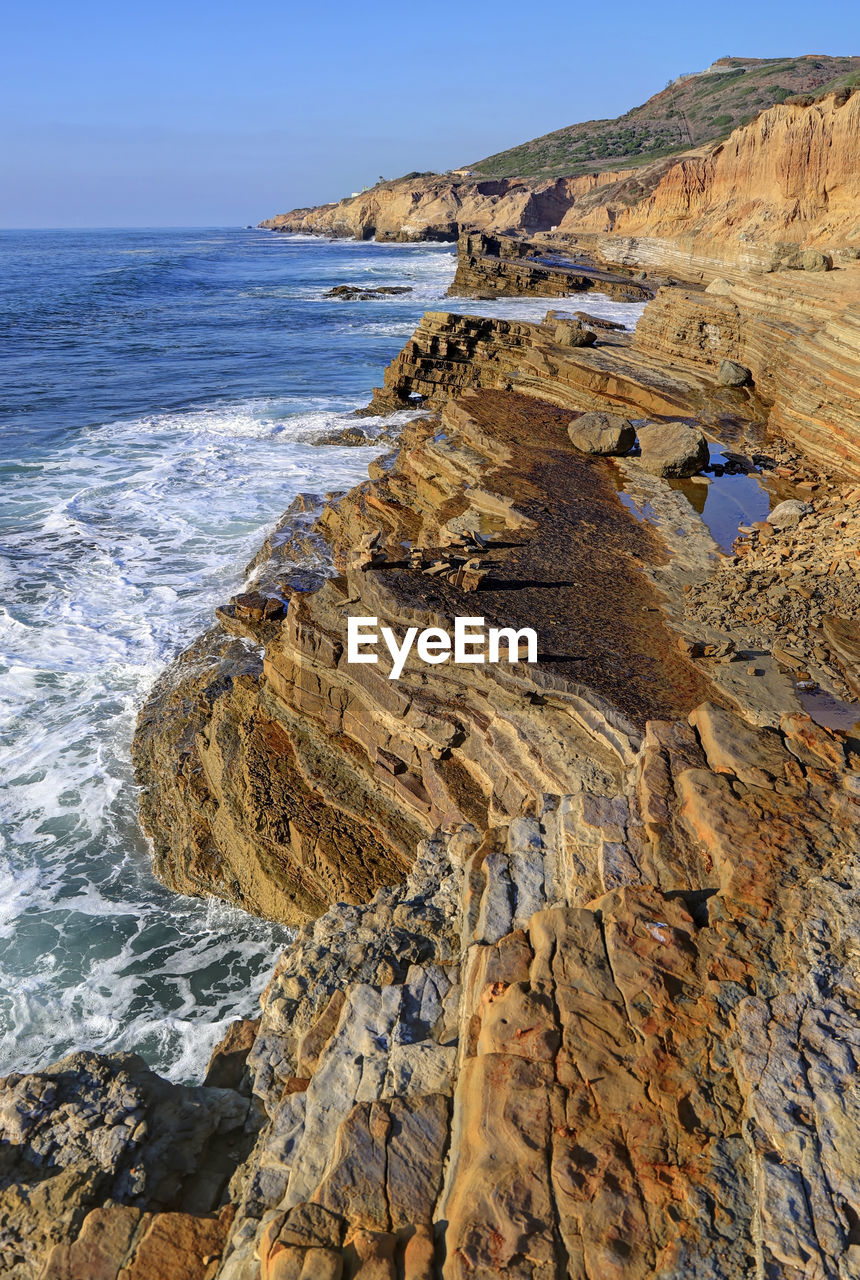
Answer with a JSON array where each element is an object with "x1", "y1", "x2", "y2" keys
[
  {"x1": 325, "y1": 285, "x2": 413, "y2": 301},
  {"x1": 450, "y1": 233, "x2": 652, "y2": 303}
]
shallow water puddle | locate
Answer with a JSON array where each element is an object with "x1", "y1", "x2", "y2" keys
[
  {"x1": 615, "y1": 440, "x2": 774, "y2": 552},
  {"x1": 797, "y1": 685, "x2": 860, "y2": 735}
]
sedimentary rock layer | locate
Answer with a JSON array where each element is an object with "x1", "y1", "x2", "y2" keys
[
  {"x1": 259, "y1": 171, "x2": 640, "y2": 243},
  {"x1": 448, "y1": 233, "x2": 652, "y2": 302},
  {"x1": 213, "y1": 700, "x2": 860, "y2": 1280},
  {"x1": 133, "y1": 391, "x2": 719, "y2": 926},
  {"x1": 261, "y1": 92, "x2": 860, "y2": 270},
  {"x1": 10, "y1": 91, "x2": 860, "y2": 1274},
  {"x1": 634, "y1": 266, "x2": 860, "y2": 473}
]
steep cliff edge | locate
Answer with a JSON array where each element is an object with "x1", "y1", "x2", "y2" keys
[{"x1": 566, "y1": 88, "x2": 860, "y2": 253}]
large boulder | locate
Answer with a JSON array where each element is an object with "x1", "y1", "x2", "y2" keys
[
  {"x1": 568, "y1": 412, "x2": 636, "y2": 456},
  {"x1": 637, "y1": 422, "x2": 710, "y2": 478},
  {"x1": 778, "y1": 248, "x2": 833, "y2": 272},
  {"x1": 717, "y1": 358, "x2": 752, "y2": 387},
  {"x1": 554, "y1": 321, "x2": 596, "y2": 348}
]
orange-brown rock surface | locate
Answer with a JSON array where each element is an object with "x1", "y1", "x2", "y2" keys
[
  {"x1": 262, "y1": 91, "x2": 860, "y2": 275},
  {"x1": 205, "y1": 695, "x2": 860, "y2": 1280},
  {"x1": 633, "y1": 266, "x2": 860, "y2": 473},
  {"x1": 8, "y1": 83, "x2": 860, "y2": 1278},
  {"x1": 584, "y1": 90, "x2": 860, "y2": 256},
  {"x1": 127, "y1": 376, "x2": 859, "y2": 1277},
  {"x1": 260, "y1": 171, "x2": 641, "y2": 243}
]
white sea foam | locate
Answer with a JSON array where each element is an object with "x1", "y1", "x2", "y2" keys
[
  {"x1": 0, "y1": 396, "x2": 408, "y2": 1081},
  {"x1": 0, "y1": 230, "x2": 646, "y2": 1085}
]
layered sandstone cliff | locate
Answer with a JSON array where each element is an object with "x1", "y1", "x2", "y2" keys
[
  {"x1": 590, "y1": 89, "x2": 860, "y2": 253},
  {"x1": 260, "y1": 170, "x2": 645, "y2": 242},
  {"x1": 261, "y1": 90, "x2": 860, "y2": 268}
]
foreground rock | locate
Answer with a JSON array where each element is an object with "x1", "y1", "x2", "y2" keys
[
  {"x1": 209, "y1": 698, "x2": 860, "y2": 1279},
  {"x1": 126, "y1": 372, "x2": 860, "y2": 1276},
  {"x1": 0, "y1": 1052, "x2": 254, "y2": 1279},
  {"x1": 637, "y1": 420, "x2": 710, "y2": 477},
  {"x1": 567, "y1": 410, "x2": 635, "y2": 455}
]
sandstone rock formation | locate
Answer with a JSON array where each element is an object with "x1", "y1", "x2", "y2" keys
[
  {"x1": 125, "y1": 367, "x2": 859, "y2": 1277},
  {"x1": 134, "y1": 391, "x2": 719, "y2": 925},
  {"x1": 448, "y1": 233, "x2": 651, "y2": 302},
  {"x1": 206, "y1": 694, "x2": 860, "y2": 1279},
  {"x1": 567, "y1": 411, "x2": 635, "y2": 456},
  {"x1": 0, "y1": 1051, "x2": 253, "y2": 1279},
  {"x1": 637, "y1": 421, "x2": 710, "y2": 477},
  {"x1": 9, "y1": 80, "x2": 860, "y2": 1278},
  {"x1": 260, "y1": 171, "x2": 640, "y2": 243},
  {"x1": 588, "y1": 90, "x2": 860, "y2": 255},
  {"x1": 632, "y1": 268, "x2": 860, "y2": 473},
  {"x1": 261, "y1": 91, "x2": 860, "y2": 275}
]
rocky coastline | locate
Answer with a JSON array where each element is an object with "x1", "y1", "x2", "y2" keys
[{"x1": 3, "y1": 88, "x2": 860, "y2": 1280}]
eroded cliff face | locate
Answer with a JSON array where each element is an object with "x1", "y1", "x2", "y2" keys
[
  {"x1": 261, "y1": 91, "x2": 860, "y2": 268},
  {"x1": 259, "y1": 170, "x2": 645, "y2": 242},
  {"x1": 596, "y1": 90, "x2": 860, "y2": 252}
]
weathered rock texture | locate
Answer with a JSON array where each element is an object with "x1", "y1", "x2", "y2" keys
[
  {"x1": 0, "y1": 1051, "x2": 253, "y2": 1279},
  {"x1": 262, "y1": 91, "x2": 860, "y2": 273},
  {"x1": 12, "y1": 84, "x2": 860, "y2": 1277},
  {"x1": 210, "y1": 696, "x2": 860, "y2": 1280},
  {"x1": 449, "y1": 233, "x2": 651, "y2": 302},
  {"x1": 586, "y1": 90, "x2": 860, "y2": 254},
  {"x1": 362, "y1": 307, "x2": 768, "y2": 430},
  {"x1": 260, "y1": 171, "x2": 639, "y2": 243},
  {"x1": 134, "y1": 391, "x2": 721, "y2": 925},
  {"x1": 633, "y1": 267, "x2": 860, "y2": 474},
  {"x1": 127, "y1": 372, "x2": 859, "y2": 1277}
]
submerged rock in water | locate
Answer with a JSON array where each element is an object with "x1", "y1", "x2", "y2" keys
[{"x1": 324, "y1": 284, "x2": 413, "y2": 300}]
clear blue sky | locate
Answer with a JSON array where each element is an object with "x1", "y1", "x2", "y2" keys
[{"x1": 1, "y1": 0, "x2": 856, "y2": 227}]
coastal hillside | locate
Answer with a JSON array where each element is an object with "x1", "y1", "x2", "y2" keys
[
  {"x1": 560, "y1": 88, "x2": 860, "y2": 253},
  {"x1": 469, "y1": 54, "x2": 860, "y2": 179},
  {"x1": 262, "y1": 85, "x2": 860, "y2": 264}
]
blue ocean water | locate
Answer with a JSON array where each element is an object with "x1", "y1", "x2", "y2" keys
[{"x1": 0, "y1": 228, "x2": 646, "y2": 1081}]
